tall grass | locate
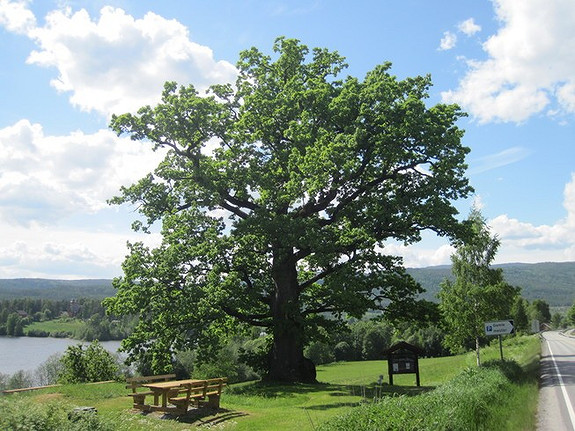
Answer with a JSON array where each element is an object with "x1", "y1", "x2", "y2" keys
[{"x1": 318, "y1": 335, "x2": 541, "y2": 431}]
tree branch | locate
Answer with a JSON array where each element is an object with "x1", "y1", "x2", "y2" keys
[{"x1": 220, "y1": 305, "x2": 271, "y2": 327}]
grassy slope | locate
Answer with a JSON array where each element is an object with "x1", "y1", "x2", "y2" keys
[
  {"x1": 10, "y1": 335, "x2": 540, "y2": 430},
  {"x1": 25, "y1": 318, "x2": 87, "y2": 336}
]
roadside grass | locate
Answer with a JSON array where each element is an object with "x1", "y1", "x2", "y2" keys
[
  {"x1": 2, "y1": 334, "x2": 540, "y2": 430},
  {"x1": 25, "y1": 318, "x2": 87, "y2": 337}
]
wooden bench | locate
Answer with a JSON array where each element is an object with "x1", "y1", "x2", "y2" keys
[
  {"x1": 168, "y1": 377, "x2": 227, "y2": 413},
  {"x1": 168, "y1": 381, "x2": 209, "y2": 415},
  {"x1": 126, "y1": 374, "x2": 176, "y2": 409},
  {"x1": 198, "y1": 377, "x2": 227, "y2": 409}
]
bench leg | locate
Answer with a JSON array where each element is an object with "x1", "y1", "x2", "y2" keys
[
  {"x1": 206, "y1": 395, "x2": 220, "y2": 409},
  {"x1": 132, "y1": 394, "x2": 147, "y2": 407}
]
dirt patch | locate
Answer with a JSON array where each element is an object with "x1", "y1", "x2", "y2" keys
[{"x1": 34, "y1": 392, "x2": 64, "y2": 402}]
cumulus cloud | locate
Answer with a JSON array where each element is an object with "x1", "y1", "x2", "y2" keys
[
  {"x1": 439, "y1": 31, "x2": 457, "y2": 51},
  {"x1": 0, "y1": 0, "x2": 35, "y2": 33},
  {"x1": 490, "y1": 173, "x2": 575, "y2": 261},
  {"x1": 0, "y1": 226, "x2": 163, "y2": 278},
  {"x1": 395, "y1": 174, "x2": 575, "y2": 268},
  {"x1": 458, "y1": 18, "x2": 481, "y2": 36},
  {"x1": 0, "y1": 119, "x2": 164, "y2": 226},
  {"x1": 442, "y1": 0, "x2": 575, "y2": 123},
  {"x1": 1, "y1": 2, "x2": 237, "y2": 116}
]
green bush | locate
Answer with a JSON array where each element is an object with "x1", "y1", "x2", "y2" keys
[
  {"x1": 0, "y1": 398, "x2": 114, "y2": 431},
  {"x1": 305, "y1": 341, "x2": 335, "y2": 365},
  {"x1": 59, "y1": 341, "x2": 120, "y2": 384}
]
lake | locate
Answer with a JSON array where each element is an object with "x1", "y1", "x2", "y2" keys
[{"x1": 0, "y1": 336, "x2": 123, "y2": 376}]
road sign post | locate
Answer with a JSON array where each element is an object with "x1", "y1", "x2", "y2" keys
[{"x1": 485, "y1": 320, "x2": 514, "y2": 360}]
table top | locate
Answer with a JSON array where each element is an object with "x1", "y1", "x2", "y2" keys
[{"x1": 142, "y1": 379, "x2": 204, "y2": 390}]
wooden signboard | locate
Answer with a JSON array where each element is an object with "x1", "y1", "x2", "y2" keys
[{"x1": 382, "y1": 341, "x2": 424, "y2": 387}]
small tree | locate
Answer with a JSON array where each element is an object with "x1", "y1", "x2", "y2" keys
[
  {"x1": 511, "y1": 297, "x2": 529, "y2": 333},
  {"x1": 530, "y1": 299, "x2": 551, "y2": 324},
  {"x1": 439, "y1": 208, "x2": 519, "y2": 366},
  {"x1": 567, "y1": 302, "x2": 575, "y2": 327},
  {"x1": 59, "y1": 341, "x2": 119, "y2": 383}
]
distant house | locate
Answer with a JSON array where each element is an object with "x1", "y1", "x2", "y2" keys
[{"x1": 16, "y1": 310, "x2": 28, "y2": 318}]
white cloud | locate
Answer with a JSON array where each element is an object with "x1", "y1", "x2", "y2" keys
[
  {"x1": 458, "y1": 18, "x2": 481, "y2": 36},
  {"x1": 0, "y1": 0, "x2": 35, "y2": 34},
  {"x1": 395, "y1": 173, "x2": 575, "y2": 268},
  {"x1": 0, "y1": 224, "x2": 163, "y2": 279},
  {"x1": 439, "y1": 31, "x2": 457, "y2": 51},
  {"x1": 442, "y1": 0, "x2": 575, "y2": 123},
  {"x1": 0, "y1": 119, "x2": 164, "y2": 226},
  {"x1": 2, "y1": 3, "x2": 237, "y2": 116},
  {"x1": 489, "y1": 173, "x2": 575, "y2": 261}
]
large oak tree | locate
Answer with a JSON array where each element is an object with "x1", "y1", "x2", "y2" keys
[{"x1": 104, "y1": 38, "x2": 472, "y2": 382}]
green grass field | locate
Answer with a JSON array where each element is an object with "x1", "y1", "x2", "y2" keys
[
  {"x1": 1, "y1": 335, "x2": 540, "y2": 430},
  {"x1": 25, "y1": 318, "x2": 87, "y2": 337}
]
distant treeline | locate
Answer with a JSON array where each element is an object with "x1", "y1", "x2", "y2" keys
[
  {"x1": 408, "y1": 261, "x2": 575, "y2": 306},
  {"x1": 2, "y1": 261, "x2": 574, "y2": 306},
  {"x1": 0, "y1": 279, "x2": 115, "y2": 300},
  {"x1": 0, "y1": 297, "x2": 134, "y2": 340}
]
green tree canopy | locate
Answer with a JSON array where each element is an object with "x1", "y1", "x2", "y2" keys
[
  {"x1": 439, "y1": 207, "x2": 519, "y2": 365},
  {"x1": 530, "y1": 299, "x2": 551, "y2": 324},
  {"x1": 511, "y1": 296, "x2": 529, "y2": 333},
  {"x1": 567, "y1": 302, "x2": 575, "y2": 326},
  {"x1": 104, "y1": 38, "x2": 473, "y2": 382}
]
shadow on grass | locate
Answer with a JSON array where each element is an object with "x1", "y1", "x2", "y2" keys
[
  {"x1": 227, "y1": 380, "x2": 434, "y2": 402},
  {"x1": 158, "y1": 407, "x2": 248, "y2": 426}
]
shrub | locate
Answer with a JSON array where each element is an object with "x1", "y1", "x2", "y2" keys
[
  {"x1": 0, "y1": 398, "x2": 114, "y2": 431},
  {"x1": 36, "y1": 353, "x2": 64, "y2": 386},
  {"x1": 305, "y1": 341, "x2": 336, "y2": 365},
  {"x1": 334, "y1": 341, "x2": 354, "y2": 361},
  {"x1": 59, "y1": 341, "x2": 120, "y2": 384}
]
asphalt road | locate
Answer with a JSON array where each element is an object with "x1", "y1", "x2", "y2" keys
[{"x1": 538, "y1": 331, "x2": 575, "y2": 430}]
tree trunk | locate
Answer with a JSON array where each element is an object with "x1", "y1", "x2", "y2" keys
[
  {"x1": 475, "y1": 336, "x2": 481, "y2": 366},
  {"x1": 266, "y1": 250, "x2": 317, "y2": 383}
]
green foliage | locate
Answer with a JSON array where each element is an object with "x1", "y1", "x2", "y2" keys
[
  {"x1": 58, "y1": 341, "x2": 120, "y2": 384},
  {"x1": 567, "y1": 302, "x2": 575, "y2": 326},
  {"x1": 511, "y1": 297, "x2": 530, "y2": 333},
  {"x1": 36, "y1": 353, "x2": 65, "y2": 386},
  {"x1": 0, "y1": 298, "x2": 134, "y2": 341},
  {"x1": 439, "y1": 208, "x2": 519, "y2": 362},
  {"x1": 105, "y1": 37, "x2": 472, "y2": 381},
  {"x1": 7, "y1": 370, "x2": 34, "y2": 390},
  {"x1": 530, "y1": 299, "x2": 551, "y2": 323},
  {"x1": 0, "y1": 398, "x2": 114, "y2": 431},
  {"x1": 304, "y1": 341, "x2": 336, "y2": 365}
]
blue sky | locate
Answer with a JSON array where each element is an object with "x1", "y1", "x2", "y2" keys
[{"x1": 0, "y1": 0, "x2": 574, "y2": 279}]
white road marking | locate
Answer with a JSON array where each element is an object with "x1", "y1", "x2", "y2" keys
[{"x1": 547, "y1": 339, "x2": 575, "y2": 430}]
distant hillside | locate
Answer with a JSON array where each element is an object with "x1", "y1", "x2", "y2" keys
[
  {"x1": 0, "y1": 279, "x2": 115, "y2": 300},
  {"x1": 408, "y1": 261, "x2": 575, "y2": 306},
  {"x1": 1, "y1": 261, "x2": 574, "y2": 306}
]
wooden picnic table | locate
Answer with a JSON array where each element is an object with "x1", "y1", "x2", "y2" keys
[{"x1": 142, "y1": 379, "x2": 203, "y2": 410}]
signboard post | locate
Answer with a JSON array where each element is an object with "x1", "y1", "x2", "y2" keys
[{"x1": 484, "y1": 320, "x2": 514, "y2": 360}]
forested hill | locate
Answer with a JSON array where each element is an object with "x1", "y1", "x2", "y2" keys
[
  {"x1": 0, "y1": 279, "x2": 114, "y2": 300},
  {"x1": 1, "y1": 261, "x2": 574, "y2": 305},
  {"x1": 408, "y1": 261, "x2": 575, "y2": 306}
]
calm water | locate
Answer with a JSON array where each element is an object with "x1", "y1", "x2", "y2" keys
[{"x1": 0, "y1": 336, "x2": 123, "y2": 376}]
